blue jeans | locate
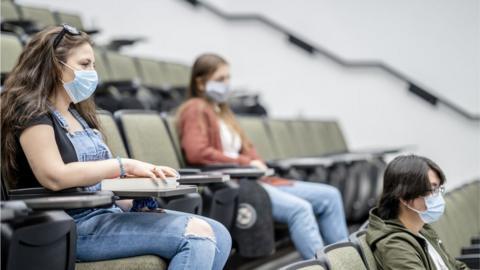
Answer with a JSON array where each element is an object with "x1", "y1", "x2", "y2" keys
[
  {"x1": 261, "y1": 181, "x2": 348, "y2": 259},
  {"x1": 72, "y1": 207, "x2": 231, "y2": 270}
]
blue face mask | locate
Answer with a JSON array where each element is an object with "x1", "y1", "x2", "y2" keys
[
  {"x1": 404, "y1": 194, "x2": 445, "y2": 224},
  {"x1": 61, "y1": 62, "x2": 98, "y2": 104},
  {"x1": 205, "y1": 81, "x2": 231, "y2": 103}
]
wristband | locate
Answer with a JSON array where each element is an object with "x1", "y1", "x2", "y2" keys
[{"x1": 116, "y1": 156, "x2": 127, "y2": 178}]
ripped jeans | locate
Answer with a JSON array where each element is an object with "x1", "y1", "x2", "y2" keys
[{"x1": 71, "y1": 206, "x2": 231, "y2": 270}]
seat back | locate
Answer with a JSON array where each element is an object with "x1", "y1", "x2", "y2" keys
[
  {"x1": 163, "y1": 62, "x2": 190, "y2": 88},
  {"x1": 445, "y1": 188, "x2": 474, "y2": 256},
  {"x1": 266, "y1": 119, "x2": 300, "y2": 159},
  {"x1": 432, "y1": 183, "x2": 479, "y2": 257},
  {"x1": 19, "y1": 5, "x2": 56, "y2": 29},
  {"x1": 323, "y1": 242, "x2": 368, "y2": 270},
  {"x1": 102, "y1": 51, "x2": 154, "y2": 110},
  {"x1": 114, "y1": 110, "x2": 181, "y2": 169},
  {"x1": 136, "y1": 57, "x2": 170, "y2": 89},
  {"x1": 97, "y1": 110, "x2": 128, "y2": 158},
  {"x1": 93, "y1": 48, "x2": 112, "y2": 84},
  {"x1": 323, "y1": 121, "x2": 348, "y2": 155},
  {"x1": 307, "y1": 120, "x2": 332, "y2": 156},
  {"x1": 162, "y1": 115, "x2": 186, "y2": 167},
  {"x1": 350, "y1": 230, "x2": 378, "y2": 270},
  {"x1": 460, "y1": 182, "x2": 480, "y2": 236},
  {"x1": 289, "y1": 120, "x2": 322, "y2": 157},
  {"x1": 1, "y1": 1, "x2": 21, "y2": 21},
  {"x1": 237, "y1": 116, "x2": 277, "y2": 161},
  {"x1": 104, "y1": 51, "x2": 141, "y2": 82},
  {"x1": 55, "y1": 12, "x2": 84, "y2": 30},
  {"x1": 1, "y1": 33, "x2": 23, "y2": 76},
  {"x1": 431, "y1": 181, "x2": 480, "y2": 258},
  {"x1": 438, "y1": 192, "x2": 459, "y2": 256},
  {"x1": 467, "y1": 181, "x2": 480, "y2": 234},
  {"x1": 453, "y1": 186, "x2": 477, "y2": 240}
]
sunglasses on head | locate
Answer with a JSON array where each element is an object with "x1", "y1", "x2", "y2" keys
[{"x1": 53, "y1": 24, "x2": 81, "y2": 49}]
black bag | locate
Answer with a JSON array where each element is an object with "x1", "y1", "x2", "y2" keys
[{"x1": 232, "y1": 179, "x2": 275, "y2": 258}]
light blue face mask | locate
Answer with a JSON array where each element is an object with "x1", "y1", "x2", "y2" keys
[
  {"x1": 404, "y1": 193, "x2": 445, "y2": 224},
  {"x1": 205, "y1": 81, "x2": 231, "y2": 103},
  {"x1": 61, "y1": 62, "x2": 98, "y2": 104}
]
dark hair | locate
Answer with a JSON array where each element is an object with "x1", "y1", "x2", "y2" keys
[
  {"x1": 1, "y1": 26, "x2": 97, "y2": 188},
  {"x1": 377, "y1": 155, "x2": 446, "y2": 220}
]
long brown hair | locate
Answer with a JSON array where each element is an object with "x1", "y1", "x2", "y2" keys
[
  {"x1": 1, "y1": 26, "x2": 99, "y2": 188},
  {"x1": 178, "y1": 53, "x2": 252, "y2": 151}
]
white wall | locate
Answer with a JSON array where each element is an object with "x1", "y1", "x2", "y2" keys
[
  {"x1": 210, "y1": 0, "x2": 480, "y2": 116},
  {"x1": 17, "y1": 0, "x2": 480, "y2": 189}
]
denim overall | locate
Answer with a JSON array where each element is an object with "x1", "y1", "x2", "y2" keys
[
  {"x1": 50, "y1": 107, "x2": 155, "y2": 214},
  {"x1": 51, "y1": 107, "x2": 109, "y2": 192},
  {"x1": 49, "y1": 106, "x2": 123, "y2": 220},
  {"x1": 48, "y1": 107, "x2": 231, "y2": 269}
]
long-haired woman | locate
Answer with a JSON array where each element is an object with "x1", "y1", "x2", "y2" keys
[
  {"x1": 177, "y1": 53, "x2": 349, "y2": 259},
  {"x1": 1, "y1": 26, "x2": 231, "y2": 270}
]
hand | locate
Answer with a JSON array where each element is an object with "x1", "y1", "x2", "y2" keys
[
  {"x1": 123, "y1": 159, "x2": 179, "y2": 180},
  {"x1": 249, "y1": 160, "x2": 268, "y2": 171},
  {"x1": 153, "y1": 166, "x2": 180, "y2": 179}
]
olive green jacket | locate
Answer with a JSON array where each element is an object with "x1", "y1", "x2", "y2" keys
[{"x1": 366, "y1": 208, "x2": 469, "y2": 270}]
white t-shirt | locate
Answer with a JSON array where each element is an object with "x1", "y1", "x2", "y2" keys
[
  {"x1": 419, "y1": 234, "x2": 449, "y2": 270},
  {"x1": 218, "y1": 119, "x2": 242, "y2": 159}
]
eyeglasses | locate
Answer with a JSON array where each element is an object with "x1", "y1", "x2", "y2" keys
[
  {"x1": 53, "y1": 24, "x2": 81, "y2": 49},
  {"x1": 429, "y1": 185, "x2": 445, "y2": 196}
]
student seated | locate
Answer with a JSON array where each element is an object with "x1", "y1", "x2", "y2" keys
[
  {"x1": 0, "y1": 25, "x2": 231, "y2": 270},
  {"x1": 176, "y1": 53, "x2": 349, "y2": 259},
  {"x1": 367, "y1": 155, "x2": 469, "y2": 270}
]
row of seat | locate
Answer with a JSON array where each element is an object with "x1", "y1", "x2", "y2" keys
[
  {"x1": 99, "y1": 110, "x2": 353, "y2": 172},
  {"x1": 0, "y1": 31, "x2": 191, "y2": 111},
  {"x1": 237, "y1": 116, "x2": 386, "y2": 222},
  {"x1": 281, "y1": 180, "x2": 480, "y2": 270},
  {"x1": 279, "y1": 229, "x2": 374, "y2": 270},
  {"x1": 1, "y1": 179, "x2": 171, "y2": 270},
  {"x1": 2, "y1": 29, "x2": 265, "y2": 117},
  {"x1": 96, "y1": 109, "x2": 385, "y2": 225},
  {"x1": 1, "y1": 0, "x2": 191, "y2": 91},
  {"x1": 97, "y1": 109, "x2": 376, "y2": 263},
  {"x1": 430, "y1": 180, "x2": 480, "y2": 258},
  {"x1": 1, "y1": 0, "x2": 89, "y2": 33},
  {"x1": 93, "y1": 47, "x2": 191, "y2": 112},
  {"x1": 1, "y1": 0, "x2": 192, "y2": 112},
  {"x1": 1, "y1": 2, "x2": 269, "y2": 116}
]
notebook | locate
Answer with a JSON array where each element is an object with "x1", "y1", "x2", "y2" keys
[{"x1": 101, "y1": 177, "x2": 179, "y2": 191}]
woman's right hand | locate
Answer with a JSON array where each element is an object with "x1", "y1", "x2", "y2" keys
[{"x1": 122, "y1": 159, "x2": 178, "y2": 180}]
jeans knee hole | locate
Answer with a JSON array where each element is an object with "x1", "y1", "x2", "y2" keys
[{"x1": 184, "y1": 217, "x2": 215, "y2": 240}]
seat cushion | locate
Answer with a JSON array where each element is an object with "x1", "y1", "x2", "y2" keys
[{"x1": 76, "y1": 255, "x2": 167, "y2": 270}]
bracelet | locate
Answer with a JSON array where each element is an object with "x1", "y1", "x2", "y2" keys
[{"x1": 116, "y1": 156, "x2": 126, "y2": 178}]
